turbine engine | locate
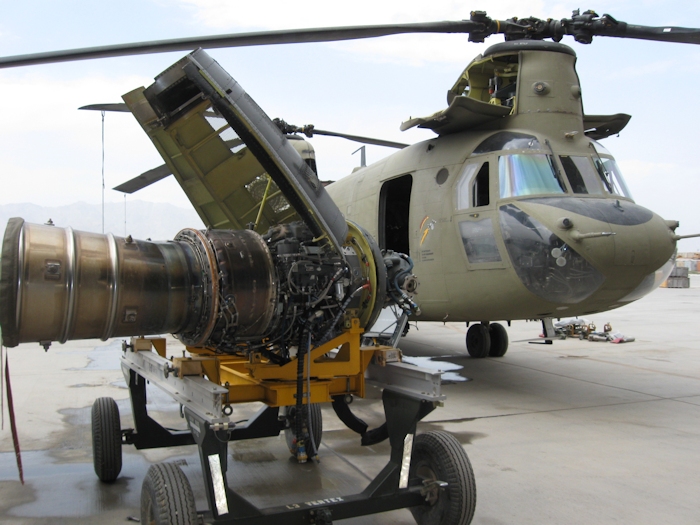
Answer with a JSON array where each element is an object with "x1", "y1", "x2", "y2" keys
[{"x1": 0, "y1": 218, "x2": 415, "y2": 357}]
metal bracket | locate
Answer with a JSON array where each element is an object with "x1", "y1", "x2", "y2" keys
[
  {"x1": 366, "y1": 361, "x2": 445, "y2": 402},
  {"x1": 121, "y1": 350, "x2": 229, "y2": 426},
  {"x1": 362, "y1": 305, "x2": 409, "y2": 348},
  {"x1": 541, "y1": 317, "x2": 556, "y2": 338}
]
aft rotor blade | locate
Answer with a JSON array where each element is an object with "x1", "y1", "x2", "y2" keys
[
  {"x1": 312, "y1": 129, "x2": 409, "y2": 149},
  {"x1": 0, "y1": 20, "x2": 481, "y2": 69},
  {"x1": 112, "y1": 128, "x2": 407, "y2": 194},
  {"x1": 113, "y1": 164, "x2": 172, "y2": 194},
  {"x1": 79, "y1": 103, "x2": 130, "y2": 112}
]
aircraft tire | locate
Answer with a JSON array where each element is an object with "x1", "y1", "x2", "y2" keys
[
  {"x1": 409, "y1": 430, "x2": 476, "y2": 525},
  {"x1": 283, "y1": 403, "x2": 323, "y2": 457},
  {"x1": 488, "y1": 323, "x2": 509, "y2": 357},
  {"x1": 91, "y1": 397, "x2": 122, "y2": 482},
  {"x1": 466, "y1": 324, "x2": 490, "y2": 358},
  {"x1": 140, "y1": 463, "x2": 197, "y2": 525}
]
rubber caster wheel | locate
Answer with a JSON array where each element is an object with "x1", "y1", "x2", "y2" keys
[
  {"x1": 488, "y1": 323, "x2": 509, "y2": 357},
  {"x1": 91, "y1": 397, "x2": 122, "y2": 482},
  {"x1": 410, "y1": 431, "x2": 477, "y2": 525},
  {"x1": 141, "y1": 463, "x2": 197, "y2": 525},
  {"x1": 282, "y1": 403, "x2": 323, "y2": 456},
  {"x1": 466, "y1": 324, "x2": 490, "y2": 358}
]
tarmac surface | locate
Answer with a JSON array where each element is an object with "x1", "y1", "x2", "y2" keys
[{"x1": 1, "y1": 276, "x2": 698, "y2": 524}]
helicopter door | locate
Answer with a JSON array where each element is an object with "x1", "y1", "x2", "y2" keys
[
  {"x1": 379, "y1": 174, "x2": 413, "y2": 254},
  {"x1": 454, "y1": 160, "x2": 507, "y2": 270}
]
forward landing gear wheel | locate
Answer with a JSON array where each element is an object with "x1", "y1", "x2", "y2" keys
[
  {"x1": 140, "y1": 463, "x2": 197, "y2": 525},
  {"x1": 282, "y1": 403, "x2": 323, "y2": 456},
  {"x1": 410, "y1": 431, "x2": 477, "y2": 525},
  {"x1": 91, "y1": 397, "x2": 122, "y2": 482},
  {"x1": 466, "y1": 324, "x2": 490, "y2": 358},
  {"x1": 488, "y1": 323, "x2": 509, "y2": 357}
]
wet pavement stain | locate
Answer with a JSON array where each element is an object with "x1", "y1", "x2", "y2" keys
[
  {"x1": 0, "y1": 450, "x2": 139, "y2": 518},
  {"x1": 0, "y1": 479, "x2": 36, "y2": 514},
  {"x1": 66, "y1": 340, "x2": 123, "y2": 371},
  {"x1": 231, "y1": 448, "x2": 278, "y2": 463}
]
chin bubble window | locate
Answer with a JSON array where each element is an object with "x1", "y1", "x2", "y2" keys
[{"x1": 499, "y1": 204, "x2": 605, "y2": 304}]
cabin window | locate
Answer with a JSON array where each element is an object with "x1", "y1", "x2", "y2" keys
[
  {"x1": 559, "y1": 156, "x2": 604, "y2": 195},
  {"x1": 457, "y1": 162, "x2": 490, "y2": 209},
  {"x1": 499, "y1": 154, "x2": 566, "y2": 198}
]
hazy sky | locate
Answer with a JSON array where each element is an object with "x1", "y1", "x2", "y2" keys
[{"x1": 1, "y1": 0, "x2": 700, "y2": 250}]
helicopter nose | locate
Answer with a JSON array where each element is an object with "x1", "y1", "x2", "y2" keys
[
  {"x1": 500, "y1": 199, "x2": 676, "y2": 307},
  {"x1": 550, "y1": 203, "x2": 675, "y2": 278}
]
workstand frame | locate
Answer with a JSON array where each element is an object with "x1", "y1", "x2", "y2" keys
[{"x1": 119, "y1": 337, "x2": 445, "y2": 525}]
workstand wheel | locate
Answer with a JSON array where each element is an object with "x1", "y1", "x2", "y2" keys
[
  {"x1": 282, "y1": 403, "x2": 323, "y2": 456},
  {"x1": 488, "y1": 323, "x2": 509, "y2": 357},
  {"x1": 140, "y1": 463, "x2": 197, "y2": 525},
  {"x1": 409, "y1": 431, "x2": 476, "y2": 525},
  {"x1": 466, "y1": 324, "x2": 490, "y2": 358},
  {"x1": 91, "y1": 397, "x2": 122, "y2": 482}
]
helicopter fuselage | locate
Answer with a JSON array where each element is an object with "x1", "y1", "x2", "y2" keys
[{"x1": 327, "y1": 42, "x2": 677, "y2": 323}]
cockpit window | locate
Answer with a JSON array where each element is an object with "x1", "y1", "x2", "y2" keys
[
  {"x1": 473, "y1": 163, "x2": 490, "y2": 206},
  {"x1": 499, "y1": 154, "x2": 566, "y2": 198},
  {"x1": 589, "y1": 141, "x2": 633, "y2": 199},
  {"x1": 473, "y1": 132, "x2": 542, "y2": 155},
  {"x1": 559, "y1": 156, "x2": 604, "y2": 195},
  {"x1": 457, "y1": 162, "x2": 490, "y2": 209},
  {"x1": 593, "y1": 157, "x2": 633, "y2": 199}
]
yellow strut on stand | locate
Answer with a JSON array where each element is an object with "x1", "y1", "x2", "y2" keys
[{"x1": 185, "y1": 318, "x2": 377, "y2": 407}]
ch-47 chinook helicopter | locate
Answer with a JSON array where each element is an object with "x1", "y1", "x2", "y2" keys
[
  {"x1": 17, "y1": 9, "x2": 697, "y2": 360},
  {"x1": 2, "y1": 9, "x2": 700, "y2": 525}
]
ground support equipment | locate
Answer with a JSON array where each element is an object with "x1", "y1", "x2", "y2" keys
[{"x1": 107, "y1": 328, "x2": 475, "y2": 525}]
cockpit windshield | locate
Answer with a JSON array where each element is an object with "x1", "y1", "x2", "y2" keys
[
  {"x1": 593, "y1": 157, "x2": 633, "y2": 199},
  {"x1": 559, "y1": 156, "x2": 604, "y2": 195},
  {"x1": 590, "y1": 141, "x2": 633, "y2": 199},
  {"x1": 499, "y1": 154, "x2": 566, "y2": 198}
]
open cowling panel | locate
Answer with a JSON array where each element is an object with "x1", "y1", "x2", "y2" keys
[{"x1": 123, "y1": 48, "x2": 348, "y2": 253}]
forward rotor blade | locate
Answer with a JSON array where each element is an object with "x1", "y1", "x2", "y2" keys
[
  {"x1": 3, "y1": 11, "x2": 700, "y2": 70},
  {"x1": 0, "y1": 20, "x2": 480, "y2": 69},
  {"x1": 113, "y1": 164, "x2": 171, "y2": 194},
  {"x1": 312, "y1": 129, "x2": 408, "y2": 149},
  {"x1": 595, "y1": 23, "x2": 700, "y2": 45},
  {"x1": 551, "y1": 12, "x2": 700, "y2": 45}
]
